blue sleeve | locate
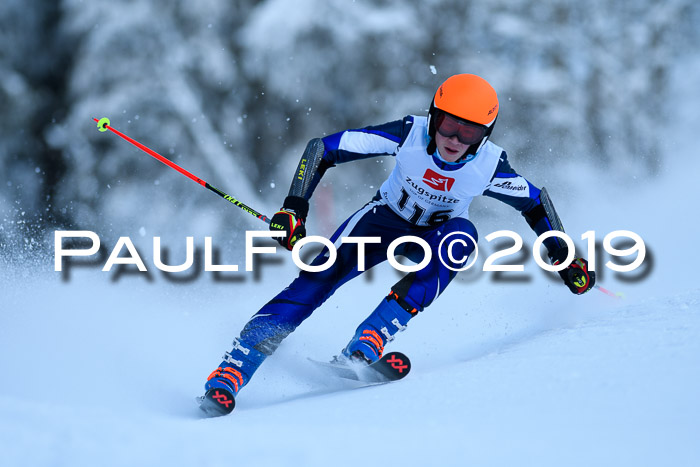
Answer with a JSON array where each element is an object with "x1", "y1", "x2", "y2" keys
[
  {"x1": 483, "y1": 151, "x2": 541, "y2": 212},
  {"x1": 301, "y1": 116, "x2": 415, "y2": 200},
  {"x1": 483, "y1": 151, "x2": 564, "y2": 254},
  {"x1": 321, "y1": 116, "x2": 414, "y2": 164}
]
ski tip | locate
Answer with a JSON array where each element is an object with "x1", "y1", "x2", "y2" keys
[
  {"x1": 199, "y1": 387, "x2": 236, "y2": 417},
  {"x1": 378, "y1": 351, "x2": 411, "y2": 380},
  {"x1": 96, "y1": 117, "x2": 110, "y2": 132}
]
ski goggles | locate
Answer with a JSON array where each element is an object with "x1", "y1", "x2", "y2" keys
[{"x1": 434, "y1": 111, "x2": 487, "y2": 146}]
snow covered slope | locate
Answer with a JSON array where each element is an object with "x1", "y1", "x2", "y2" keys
[
  {"x1": 3, "y1": 157, "x2": 700, "y2": 466},
  {"x1": 1, "y1": 243, "x2": 699, "y2": 467}
]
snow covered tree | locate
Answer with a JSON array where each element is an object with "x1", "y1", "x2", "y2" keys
[{"x1": 1, "y1": 0, "x2": 698, "y2": 259}]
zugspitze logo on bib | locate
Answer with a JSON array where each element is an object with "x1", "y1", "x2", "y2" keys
[{"x1": 422, "y1": 169, "x2": 455, "y2": 191}]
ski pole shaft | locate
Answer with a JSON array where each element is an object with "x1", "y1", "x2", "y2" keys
[
  {"x1": 93, "y1": 117, "x2": 270, "y2": 224},
  {"x1": 595, "y1": 284, "x2": 624, "y2": 299}
]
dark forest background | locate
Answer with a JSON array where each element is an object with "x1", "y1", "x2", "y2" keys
[{"x1": 1, "y1": 0, "x2": 698, "y2": 262}]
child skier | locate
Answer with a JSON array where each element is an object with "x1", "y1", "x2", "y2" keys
[{"x1": 201, "y1": 74, "x2": 595, "y2": 414}]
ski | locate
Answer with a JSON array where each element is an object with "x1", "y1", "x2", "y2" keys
[
  {"x1": 309, "y1": 351, "x2": 411, "y2": 383},
  {"x1": 198, "y1": 387, "x2": 236, "y2": 417}
]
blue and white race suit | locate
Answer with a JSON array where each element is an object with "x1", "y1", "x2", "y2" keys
[{"x1": 240, "y1": 116, "x2": 562, "y2": 353}]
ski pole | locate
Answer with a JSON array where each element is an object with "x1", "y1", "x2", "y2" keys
[
  {"x1": 595, "y1": 284, "x2": 624, "y2": 299},
  {"x1": 93, "y1": 117, "x2": 270, "y2": 225}
]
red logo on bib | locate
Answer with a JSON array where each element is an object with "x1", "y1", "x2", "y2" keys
[{"x1": 422, "y1": 169, "x2": 455, "y2": 191}]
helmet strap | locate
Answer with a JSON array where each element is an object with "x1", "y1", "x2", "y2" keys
[
  {"x1": 426, "y1": 100, "x2": 438, "y2": 155},
  {"x1": 427, "y1": 137, "x2": 437, "y2": 156}
]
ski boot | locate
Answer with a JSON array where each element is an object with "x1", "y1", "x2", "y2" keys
[
  {"x1": 342, "y1": 291, "x2": 417, "y2": 364},
  {"x1": 199, "y1": 337, "x2": 266, "y2": 416}
]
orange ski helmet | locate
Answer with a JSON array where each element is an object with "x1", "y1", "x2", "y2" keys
[{"x1": 428, "y1": 74, "x2": 499, "y2": 160}]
